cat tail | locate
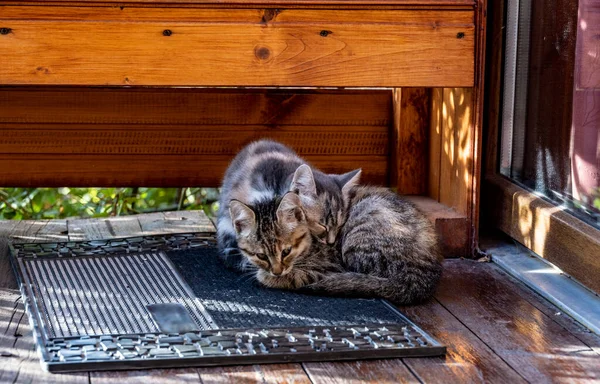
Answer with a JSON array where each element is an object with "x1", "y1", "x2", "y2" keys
[{"x1": 299, "y1": 269, "x2": 441, "y2": 305}]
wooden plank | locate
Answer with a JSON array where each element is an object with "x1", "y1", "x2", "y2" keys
[
  {"x1": 0, "y1": 125, "x2": 389, "y2": 156},
  {"x1": 68, "y1": 216, "x2": 144, "y2": 242},
  {"x1": 138, "y1": 211, "x2": 216, "y2": 236},
  {"x1": 197, "y1": 364, "x2": 311, "y2": 383},
  {"x1": 0, "y1": 0, "x2": 476, "y2": 7},
  {"x1": 0, "y1": 288, "x2": 89, "y2": 384},
  {"x1": 0, "y1": 154, "x2": 389, "y2": 187},
  {"x1": 428, "y1": 88, "x2": 443, "y2": 200},
  {"x1": 399, "y1": 298, "x2": 526, "y2": 383},
  {"x1": 435, "y1": 260, "x2": 600, "y2": 382},
  {"x1": 0, "y1": 10, "x2": 475, "y2": 87},
  {"x1": 391, "y1": 88, "x2": 430, "y2": 194},
  {"x1": 404, "y1": 195, "x2": 468, "y2": 257},
  {"x1": 8, "y1": 219, "x2": 63, "y2": 243},
  {"x1": 303, "y1": 360, "x2": 420, "y2": 383},
  {"x1": 0, "y1": 7, "x2": 476, "y2": 23},
  {"x1": 438, "y1": 88, "x2": 473, "y2": 216},
  {"x1": 486, "y1": 174, "x2": 600, "y2": 295},
  {"x1": 91, "y1": 369, "x2": 200, "y2": 383},
  {"x1": 0, "y1": 89, "x2": 392, "y2": 126}
]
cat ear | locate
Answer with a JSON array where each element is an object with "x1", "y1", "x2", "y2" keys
[
  {"x1": 290, "y1": 164, "x2": 317, "y2": 198},
  {"x1": 229, "y1": 200, "x2": 256, "y2": 237},
  {"x1": 337, "y1": 169, "x2": 362, "y2": 199},
  {"x1": 276, "y1": 193, "x2": 306, "y2": 230}
]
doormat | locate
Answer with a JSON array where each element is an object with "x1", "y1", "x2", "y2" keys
[{"x1": 10, "y1": 234, "x2": 445, "y2": 373}]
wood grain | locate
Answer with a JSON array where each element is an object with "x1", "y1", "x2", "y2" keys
[
  {"x1": 436, "y1": 260, "x2": 600, "y2": 382},
  {"x1": 91, "y1": 369, "x2": 200, "y2": 383},
  {"x1": 0, "y1": 9, "x2": 475, "y2": 87},
  {"x1": 0, "y1": 0, "x2": 476, "y2": 7},
  {"x1": 404, "y1": 195, "x2": 468, "y2": 257},
  {"x1": 137, "y1": 210, "x2": 215, "y2": 235},
  {"x1": 303, "y1": 360, "x2": 419, "y2": 383},
  {"x1": 197, "y1": 364, "x2": 311, "y2": 383},
  {"x1": 0, "y1": 213, "x2": 598, "y2": 382},
  {"x1": 439, "y1": 88, "x2": 473, "y2": 216},
  {"x1": 428, "y1": 88, "x2": 443, "y2": 200},
  {"x1": 0, "y1": 289, "x2": 90, "y2": 384},
  {"x1": 391, "y1": 88, "x2": 430, "y2": 195},
  {"x1": 0, "y1": 88, "x2": 391, "y2": 187},
  {"x1": 68, "y1": 216, "x2": 145, "y2": 242},
  {"x1": 400, "y1": 298, "x2": 526, "y2": 383},
  {"x1": 0, "y1": 154, "x2": 388, "y2": 187},
  {"x1": 0, "y1": 89, "x2": 392, "y2": 126}
]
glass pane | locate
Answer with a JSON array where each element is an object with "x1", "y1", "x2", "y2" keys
[{"x1": 500, "y1": 0, "x2": 600, "y2": 229}]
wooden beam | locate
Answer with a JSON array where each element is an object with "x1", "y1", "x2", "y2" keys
[
  {"x1": 0, "y1": 8, "x2": 475, "y2": 87},
  {"x1": 392, "y1": 88, "x2": 430, "y2": 195},
  {"x1": 405, "y1": 195, "x2": 469, "y2": 258}
]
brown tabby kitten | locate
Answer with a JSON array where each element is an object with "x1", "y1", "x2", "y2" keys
[
  {"x1": 217, "y1": 140, "x2": 360, "y2": 269},
  {"x1": 229, "y1": 187, "x2": 442, "y2": 304},
  {"x1": 300, "y1": 186, "x2": 443, "y2": 304},
  {"x1": 229, "y1": 192, "x2": 343, "y2": 289}
]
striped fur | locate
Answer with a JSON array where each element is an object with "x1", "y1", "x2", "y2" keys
[
  {"x1": 300, "y1": 186, "x2": 443, "y2": 305},
  {"x1": 217, "y1": 139, "x2": 360, "y2": 269}
]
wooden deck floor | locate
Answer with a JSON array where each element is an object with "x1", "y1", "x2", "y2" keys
[{"x1": 1, "y1": 212, "x2": 599, "y2": 383}]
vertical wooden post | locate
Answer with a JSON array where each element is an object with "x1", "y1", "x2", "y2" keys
[{"x1": 391, "y1": 88, "x2": 431, "y2": 195}]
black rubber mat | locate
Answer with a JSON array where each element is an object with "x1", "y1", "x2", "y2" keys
[
  {"x1": 168, "y1": 247, "x2": 405, "y2": 329},
  {"x1": 10, "y1": 234, "x2": 445, "y2": 373}
]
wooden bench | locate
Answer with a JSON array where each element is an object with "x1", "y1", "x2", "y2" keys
[{"x1": 0, "y1": 0, "x2": 486, "y2": 256}]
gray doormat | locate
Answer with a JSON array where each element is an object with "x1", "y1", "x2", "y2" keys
[{"x1": 10, "y1": 233, "x2": 445, "y2": 373}]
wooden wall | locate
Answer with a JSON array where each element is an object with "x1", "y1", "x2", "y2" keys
[{"x1": 0, "y1": 88, "x2": 392, "y2": 187}]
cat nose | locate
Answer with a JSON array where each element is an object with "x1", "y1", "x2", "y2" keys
[{"x1": 271, "y1": 265, "x2": 283, "y2": 275}]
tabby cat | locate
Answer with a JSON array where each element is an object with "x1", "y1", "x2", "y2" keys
[
  {"x1": 217, "y1": 139, "x2": 360, "y2": 270},
  {"x1": 300, "y1": 186, "x2": 443, "y2": 304},
  {"x1": 229, "y1": 187, "x2": 442, "y2": 305}
]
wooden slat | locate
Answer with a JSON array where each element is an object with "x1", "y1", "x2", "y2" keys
[
  {"x1": 428, "y1": 88, "x2": 443, "y2": 200},
  {"x1": 0, "y1": 154, "x2": 388, "y2": 187},
  {"x1": 0, "y1": 0, "x2": 476, "y2": 7},
  {"x1": 435, "y1": 260, "x2": 600, "y2": 382},
  {"x1": 391, "y1": 88, "x2": 430, "y2": 194},
  {"x1": 68, "y1": 216, "x2": 144, "y2": 242},
  {"x1": 197, "y1": 364, "x2": 311, "y2": 383},
  {"x1": 0, "y1": 289, "x2": 90, "y2": 384},
  {"x1": 138, "y1": 211, "x2": 215, "y2": 235},
  {"x1": 486, "y1": 174, "x2": 600, "y2": 295},
  {"x1": 0, "y1": 88, "x2": 392, "y2": 187},
  {"x1": 438, "y1": 88, "x2": 473, "y2": 216},
  {"x1": 1, "y1": 7, "x2": 475, "y2": 23},
  {"x1": 8, "y1": 219, "x2": 68, "y2": 244},
  {"x1": 400, "y1": 298, "x2": 526, "y2": 383},
  {"x1": 303, "y1": 360, "x2": 420, "y2": 383},
  {"x1": 91, "y1": 369, "x2": 200, "y2": 383},
  {"x1": 0, "y1": 126, "x2": 389, "y2": 156},
  {"x1": 0, "y1": 9, "x2": 474, "y2": 87},
  {"x1": 0, "y1": 89, "x2": 392, "y2": 126}
]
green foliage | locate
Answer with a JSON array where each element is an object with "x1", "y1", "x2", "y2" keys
[{"x1": 0, "y1": 188, "x2": 219, "y2": 220}]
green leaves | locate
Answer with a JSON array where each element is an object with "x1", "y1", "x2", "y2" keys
[{"x1": 0, "y1": 188, "x2": 219, "y2": 220}]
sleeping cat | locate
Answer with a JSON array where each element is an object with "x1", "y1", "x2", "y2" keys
[
  {"x1": 217, "y1": 139, "x2": 360, "y2": 270},
  {"x1": 229, "y1": 192, "x2": 344, "y2": 288},
  {"x1": 300, "y1": 186, "x2": 443, "y2": 304},
  {"x1": 229, "y1": 188, "x2": 442, "y2": 305}
]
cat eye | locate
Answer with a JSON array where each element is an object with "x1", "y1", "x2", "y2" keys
[
  {"x1": 281, "y1": 247, "x2": 292, "y2": 258},
  {"x1": 255, "y1": 253, "x2": 268, "y2": 261}
]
